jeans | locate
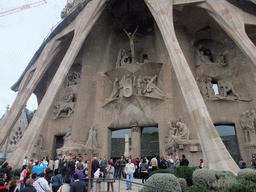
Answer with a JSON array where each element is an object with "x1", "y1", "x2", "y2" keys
[
  {"x1": 126, "y1": 173, "x2": 133, "y2": 189},
  {"x1": 20, "y1": 183, "x2": 25, "y2": 191}
]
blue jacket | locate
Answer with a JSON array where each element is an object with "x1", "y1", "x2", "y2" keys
[
  {"x1": 51, "y1": 174, "x2": 62, "y2": 187},
  {"x1": 33, "y1": 163, "x2": 46, "y2": 178}
]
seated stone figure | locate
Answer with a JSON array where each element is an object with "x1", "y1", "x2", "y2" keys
[{"x1": 165, "y1": 120, "x2": 189, "y2": 151}]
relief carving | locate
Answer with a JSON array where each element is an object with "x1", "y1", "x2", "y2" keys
[
  {"x1": 197, "y1": 45, "x2": 228, "y2": 68},
  {"x1": 240, "y1": 110, "x2": 256, "y2": 143},
  {"x1": 53, "y1": 91, "x2": 75, "y2": 120},
  {"x1": 107, "y1": 74, "x2": 167, "y2": 100},
  {"x1": 197, "y1": 77, "x2": 252, "y2": 102},
  {"x1": 165, "y1": 119, "x2": 189, "y2": 152}
]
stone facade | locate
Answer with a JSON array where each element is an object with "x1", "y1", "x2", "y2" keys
[
  {"x1": 0, "y1": 106, "x2": 33, "y2": 158},
  {"x1": 2, "y1": 0, "x2": 256, "y2": 174}
]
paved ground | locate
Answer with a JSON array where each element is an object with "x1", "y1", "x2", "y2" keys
[{"x1": 90, "y1": 178, "x2": 144, "y2": 192}]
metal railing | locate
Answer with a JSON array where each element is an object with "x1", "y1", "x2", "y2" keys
[{"x1": 82, "y1": 178, "x2": 175, "y2": 192}]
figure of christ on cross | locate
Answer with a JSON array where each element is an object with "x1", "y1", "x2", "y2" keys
[{"x1": 124, "y1": 26, "x2": 139, "y2": 63}]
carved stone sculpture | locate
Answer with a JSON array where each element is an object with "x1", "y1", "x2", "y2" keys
[
  {"x1": 124, "y1": 26, "x2": 139, "y2": 63},
  {"x1": 84, "y1": 126, "x2": 99, "y2": 155},
  {"x1": 197, "y1": 45, "x2": 228, "y2": 67},
  {"x1": 53, "y1": 91, "x2": 75, "y2": 119},
  {"x1": 219, "y1": 80, "x2": 240, "y2": 99},
  {"x1": 65, "y1": 72, "x2": 80, "y2": 87},
  {"x1": 240, "y1": 110, "x2": 256, "y2": 143},
  {"x1": 165, "y1": 120, "x2": 189, "y2": 152},
  {"x1": 116, "y1": 50, "x2": 130, "y2": 67}
]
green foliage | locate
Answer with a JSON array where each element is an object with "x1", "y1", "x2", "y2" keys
[
  {"x1": 192, "y1": 168, "x2": 216, "y2": 189},
  {"x1": 150, "y1": 168, "x2": 174, "y2": 176},
  {"x1": 215, "y1": 170, "x2": 235, "y2": 180},
  {"x1": 11, "y1": 167, "x2": 22, "y2": 177},
  {"x1": 174, "y1": 166, "x2": 194, "y2": 186},
  {"x1": 237, "y1": 168, "x2": 256, "y2": 182},
  {"x1": 190, "y1": 166, "x2": 199, "y2": 173},
  {"x1": 143, "y1": 173, "x2": 181, "y2": 192},
  {"x1": 185, "y1": 184, "x2": 210, "y2": 192},
  {"x1": 212, "y1": 175, "x2": 237, "y2": 191},
  {"x1": 178, "y1": 178, "x2": 188, "y2": 192},
  {"x1": 228, "y1": 179, "x2": 256, "y2": 192}
]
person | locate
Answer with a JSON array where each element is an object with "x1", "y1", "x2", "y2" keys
[
  {"x1": 0, "y1": 163, "x2": 11, "y2": 184},
  {"x1": 70, "y1": 174, "x2": 87, "y2": 192},
  {"x1": 140, "y1": 158, "x2": 148, "y2": 184},
  {"x1": 54, "y1": 159, "x2": 59, "y2": 172},
  {"x1": 51, "y1": 169, "x2": 62, "y2": 192},
  {"x1": 174, "y1": 156, "x2": 180, "y2": 169},
  {"x1": 0, "y1": 177, "x2": 7, "y2": 192},
  {"x1": 28, "y1": 160, "x2": 34, "y2": 174},
  {"x1": 180, "y1": 155, "x2": 189, "y2": 166},
  {"x1": 150, "y1": 155, "x2": 158, "y2": 171},
  {"x1": 23, "y1": 157, "x2": 29, "y2": 166},
  {"x1": 57, "y1": 178, "x2": 70, "y2": 192},
  {"x1": 94, "y1": 168, "x2": 103, "y2": 192},
  {"x1": 125, "y1": 159, "x2": 135, "y2": 190},
  {"x1": 33, "y1": 173, "x2": 51, "y2": 192},
  {"x1": 31, "y1": 174, "x2": 37, "y2": 184},
  {"x1": 33, "y1": 161, "x2": 46, "y2": 179},
  {"x1": 76, "y1": 158, "x2": 84, "y2": 171},
  {"x1": 73, "y1": 167, "x2": 84, "y2": 181},
  {"x1": 99, "y1": 157, "x2": 107, "y2": 177},
  {"x1": 23, "y1": 171, "x2": 32, "y2": 188},
  {"x1": 45, "y1": 168, "x2": 52, "y2": 185},
  {"x1": 91, "y1": 157, "x2": 100, "y2": 176},
  {"x1": 119, "y1": 156, "x2": 126, "y2": 178},
  {"x1": 48, "y1": 157, "x2": 54, "y2": 171},
  {"x1": 58, "y1": 159, "x2": 66, "y2": 180},
  {"x1": 199, "y1": 159, "x2": 204, "y2": 169},
  {"x1": 159, "y1": 156, "x2": 168, "y2": 169},
  {"x1": 20, "y1": 179, "x2": 36, "y2": 192},
  {"x1": 167, "y1": 156, "x2": 175, "y2": 171},
  {"x1": 106, "y1": 161, "x2": 114, "y2": 192},
  {"x1": 239, "y1": 159, "x2": 246, "y2": 169},
  {"x1": 8, "y1": 179, "x2": 19, "y2": 192},
  {"x1": 20, "y1": 165, "x2": 27, "y2": 191},
  {"x1": 42, "y1": 157, "x2": 48, "y2": 167}
]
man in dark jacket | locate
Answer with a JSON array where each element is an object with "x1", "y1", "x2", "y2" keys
[
  {"x1": 70, "y1": 174, "x2": 87, "y2": 192},
  {"x1": 180, "y1": 155, "x2": 189, "y2": 166},
  {"x1": 91, "y1": 157, "x2": 100, "y2": 173},
  {"x1": 0, "y1": 163, "x2": 11, "y2": 184},
  {"x1": 20, "y1": 179, "x2": 36, "y2": 192}
]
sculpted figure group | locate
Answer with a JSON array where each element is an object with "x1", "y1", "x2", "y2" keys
[
  {"x1": 165, "y1": 119, "x2": 189, "y2": 152},
  {"x1": 240, "y1": 110, "x2": 256, "y2": 143},
  {"x1": 108, "y1": 74, "x2": 166, "y2": 100},
  {"x1": 198, "y1": 77, "x2": 243, "y2": 101},
  {"x1": 197, "y1": 45, "x2": 228, "y2": 68}
]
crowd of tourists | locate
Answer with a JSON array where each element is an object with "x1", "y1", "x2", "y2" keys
[{"x1": 0, "y1": 154, "x2": 190, "y2": 192}]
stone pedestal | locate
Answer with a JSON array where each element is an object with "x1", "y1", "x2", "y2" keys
[{"x1": 131, "y1": 125, "x2": 141, "y2": 158}]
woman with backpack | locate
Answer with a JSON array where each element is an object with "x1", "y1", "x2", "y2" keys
[{"x1": 51, "y1": 169, "x2": 62, "y2": 192}]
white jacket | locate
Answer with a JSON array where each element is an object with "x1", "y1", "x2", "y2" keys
[{"x1": 33, "y1": 177, "x2": 51, "y2": 192}]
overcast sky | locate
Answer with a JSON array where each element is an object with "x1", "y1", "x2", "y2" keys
[{"x1": 0, "y1": 0, "x2": 66, "y2": 117}]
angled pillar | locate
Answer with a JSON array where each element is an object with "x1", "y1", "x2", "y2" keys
[
  {"x1": 0, "y1": 40, "x2": 62, "y2": 147},
  {"x1": 7, "y1": 0, "x2": 107, "y2": 167},
  {"x1": 144, "y1": 0, "x2": 239, "y2": 173},
  {"x1": 197, "y1": 0, "x2": 256, "y2": 81}
]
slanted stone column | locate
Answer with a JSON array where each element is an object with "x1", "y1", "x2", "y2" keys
[
  {"x1": 144, "y1": 0, "x2": 239, "y2": 174},
  {"x1": 197, "y1": 0, "x2": 256, "y2": 82},
  {"x1": 7, "y1": 0, "x2": 107, "y2": 167},
  {"x1": 131, "y1": 122, "x2": 141, "y2": 158},
  {"x1": 0, "y1": 40, "x2": 61, "y2": 147}
]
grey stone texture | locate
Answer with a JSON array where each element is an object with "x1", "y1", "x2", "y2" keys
[{"x1": 2, "y1": 0, "x2": 256, "y2": 175}]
